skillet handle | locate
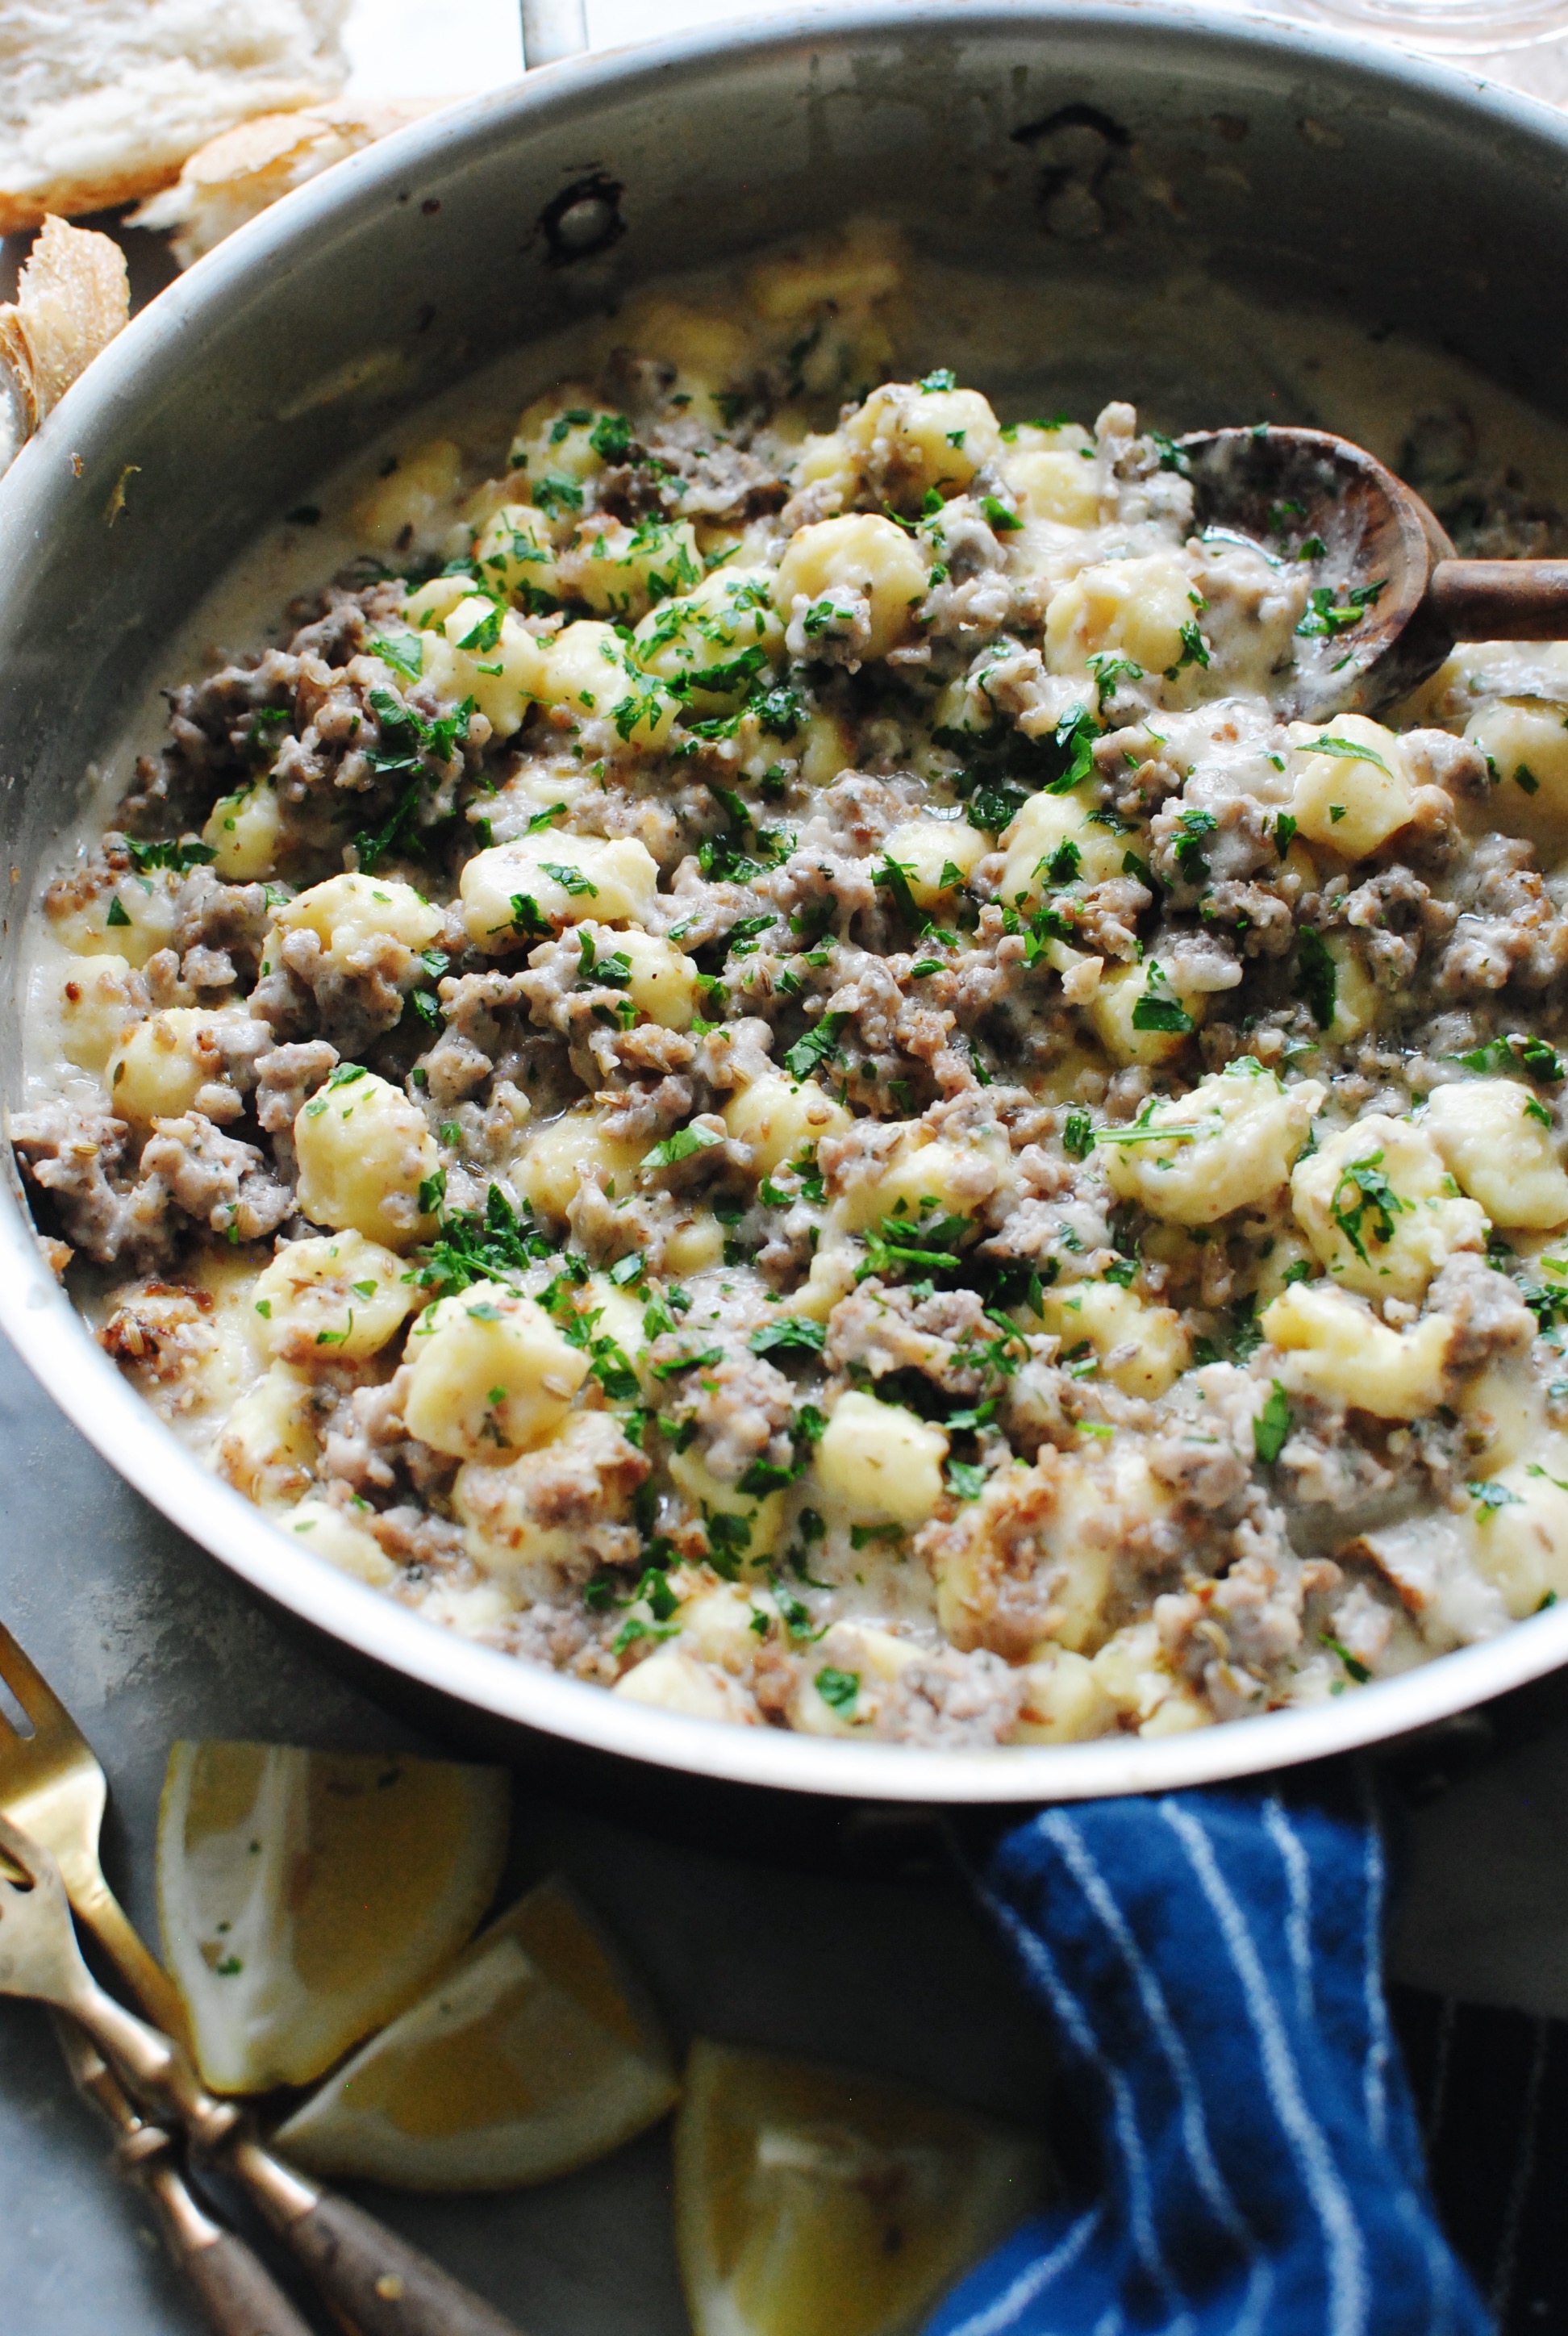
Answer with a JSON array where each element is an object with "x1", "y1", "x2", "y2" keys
[{"x1": 521, "y1": 0, "x2": 587, "y2": 67}]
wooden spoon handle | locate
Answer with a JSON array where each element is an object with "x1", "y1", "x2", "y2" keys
[{"x1": 1428, "y1": 557, "x2": 1568, "y2": 640}]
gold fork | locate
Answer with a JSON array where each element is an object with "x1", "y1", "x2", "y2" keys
[
  {"x1": 0, "y1": 1618, "x2": 186, "y2": 2039},
  {"x1": 53, "y1": 2012, "x2": 317, "y2": 2336},
  {"x1": 0, "y1": 1631, "x2": 529, "y2": 2336}
]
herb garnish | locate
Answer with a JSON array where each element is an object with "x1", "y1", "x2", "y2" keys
[{"x1": 1328, "y1": 1151, "x2": 1407, "y2": 1265}]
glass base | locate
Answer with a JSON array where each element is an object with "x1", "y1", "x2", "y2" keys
[{"x1": 1286, "y1": 0, "x2": 1568, "y2": 52}]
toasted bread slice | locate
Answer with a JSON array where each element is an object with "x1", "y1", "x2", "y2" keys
[
  {"x1": 0, "y1": 0, "x2": 350, "y2": 233},
  {"x1": 131, "y1": 98, "x2": 440, "y2": 268},
  {"x1": 0, "y1": 215, "x2": 128, "y2": 466}
]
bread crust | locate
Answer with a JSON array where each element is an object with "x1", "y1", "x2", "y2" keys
[
  {"x1": 0, "y1": 169, "x2": 180, "y2": 236},
  {"x1": 0, "y1": 214, "x2": 128, "y2": 464},
  {"x1": 129, "y1": 100, "x2": 440, "y2": 267}
]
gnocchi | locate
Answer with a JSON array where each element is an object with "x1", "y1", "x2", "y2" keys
[
  {"x1": 460, "y1": 832, "x2": 659, "y2": 948},
  {"x1": 294, "y1": 1070, "x2": 440, "y2": 1252},
  {"x1": 404, "y1": 1280, "x2": 588, "y2": 1462},
  {"x1": 1291, "y1": 1115, "x2": 1487, "y2": 1302},
  {"x1": 252, "y1": 1231, "x2": 415, "y2": 1366}
]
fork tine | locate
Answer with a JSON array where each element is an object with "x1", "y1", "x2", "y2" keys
[
  {"x1": 0, "y1": 1617, "x2": 188, "y2": 2042},
  {"x1": 0, "y1": 1616, "x2": 76, "y2": 1741}
]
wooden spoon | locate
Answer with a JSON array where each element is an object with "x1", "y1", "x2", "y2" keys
[{"x1": 1178, "y1": 424, "x2": 1568, "y2": 720}]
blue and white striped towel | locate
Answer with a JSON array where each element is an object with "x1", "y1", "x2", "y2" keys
[{"x1": 926, "y1": 1789, "x2": 1491, "y2": 2336}]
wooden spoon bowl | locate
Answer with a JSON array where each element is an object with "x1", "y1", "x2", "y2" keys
[{"x1": 1179, "y1": 424, "x2": 1568, "y2": 720}]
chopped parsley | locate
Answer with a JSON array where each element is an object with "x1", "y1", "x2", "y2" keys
[
  {"x1": 1164, "y1": 619, "x2": 1210, "y2": 678},
  {"x1": 1453, "y1": 1033, "x2": 1564, "y2": 1082},
  {"x1": 123, "y1": 836, "x2": 219, "y2": 874},
  {"x1": 1130, "y1": 968, "x2": 1195, "y2": 1036},
  {"x1": 753, "y1": 682, "x2": 808, "y2": 739},
  {"x1": 541, "y1": 861, "x2": 598, "y2": 897},
  {"x1": 577, "y1": 929, "x2": 632, "y2": 989},
  {"x1": 1086, "y1": 651, "x2": 1144, "y2": 708},
  {"x1": 532, "y1": 473, "x2": 585, "y2": 517},
  {"x1": 589, "y1": 411, "x2": 633, "y2": 461},
  {"x1": 783, "y1": 1012, "x2": 849, "y2": 1082},
  {"x1": 749, "y1": 1316, "x2": 827, "y2": 1357},
  {"x1": 1299, "y1": 732, "x2": 1393, "y2": 775},
  {"x1": 1320, "y1": 1632, "x2": 1371, "y2": 1683},
  {"x1": 507, "y1": 893, "x2": 551, "y2": 941},
  {"x1": 1328, "y1": 1151, "x2": 1407, "y2": 1265},
  {"x1": 1296, "y1": 928, "x2": 1337, "y2": 1032},
  {"x1": 1253, "y1": 1381, "x2": 1291, "y2": 1466},
  {"x1": 858, "y1": 1204, "x2": 970, "y2": 1286},
  {"x1": 876, "y1": 855, "x2": 922, "y2": 924},
  {"x1": 980, "y1": 494, "x2": 1023, "y2": 533},
  {"x1": 814, "y1": 1665, "x2": 861, "y2": 1713},
  {"x1": 1063, "y1": 1108, "x2": 1095, "y2": 1161},
  {"x1": 407, "y1": 1183, "x2": 553, "y2": 1296},
  {"x1": 1171, "y1": 807, "x2": 1218, "y2": 886},
  {"x1": 1296, "y1": 581, "x2": 1385, "y2": 639},
  {"x1": 642, "y1": 1124, "x2": 723, "y2": 1170},
  {"x1": 651, "y1": 1345, "x2": 726, "y2": 1382}
]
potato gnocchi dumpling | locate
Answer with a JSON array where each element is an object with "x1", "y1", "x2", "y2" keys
[
  {"x1": 108, "y1": 1007, "x2": 254, "y2": 1126},
  {"x1": 294, "y1": 1071, "x2": 440, "y2": 1251},
  {"x1": 460, "y1": 831, "x2": 660, "y2": 948},
  {"x1": 252, "y1": 1231, "x2": 415, "y2": 1366},
  {"x1": 404, "y1": 1281, "x2": 589, "y2": 1462},
  {"x1": 57, "y1": 953, "x2": 142, "y2": 1073},
  {"x1": 1045, "y1": 551, "x2": 1198, "y2": 679},
  {"x1": 813, "y1": 1391, "x2": 949, "y2": 1525},
  {"x1": 202, "y1": 782, "x2": 284, "y2": 881},
  {"x1": 1036, "y1": 1281, "x2": 1191, "y2": 1400},
  {"x1": 723, "y1": 1075, "x2": 850, "y2": 1175},
  {"x1": 23, "y1": 233, "x2": 1568, "y2": 1753},
  {"x1": 277, "y1": 873, "x2": 444, "y2": 963},
  {"x1": 1463, "y1": 697, "x2": 1568, "y2": 853},
  {"x1": 774, "y1": 514, "x2": 930, "y2": 662},
  {"x1": 1422, "y1": 1079, "x2": 1568, "y2": 1231},
  {"x1": 282, "y1": 1497, "x2": 399, "y2": 1587},
  {"x1": 1261, "y1": 1282, "x2": 1453, "y2": 1420},
  {"x1": 1291, "y1": 1115, "x2": 1487, "y2": 1302},
  {"x1": 1286, "y1": 716, "x2": 1415, "y2": 858},
  {"x1": 1100, "y1": 1064, "x2": 1323, "y2": 1227},
  {"x1": 457, "y1": 1410, "x2": 645, "y2": 1575}
]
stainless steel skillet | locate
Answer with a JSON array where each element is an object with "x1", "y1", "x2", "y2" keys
[{"x1": 6, "y1": 1, "x2": 1568, "y2": 1806}]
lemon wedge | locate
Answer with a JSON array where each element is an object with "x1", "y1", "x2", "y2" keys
[
  {"x1": 674, "y1": 2039, "x2": 1049, "y2": 2336},
  {"x1": 157, "y1": 1739, "x2": 509, "y2": 2094},
  {"x1": 272, "y1": 1874, "x2": 680, "y2": 2187}
]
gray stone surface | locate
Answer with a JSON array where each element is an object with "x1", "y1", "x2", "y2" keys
[{"x1": 0, "y1": 1324, "x2": 1054, "y2": 2336}]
